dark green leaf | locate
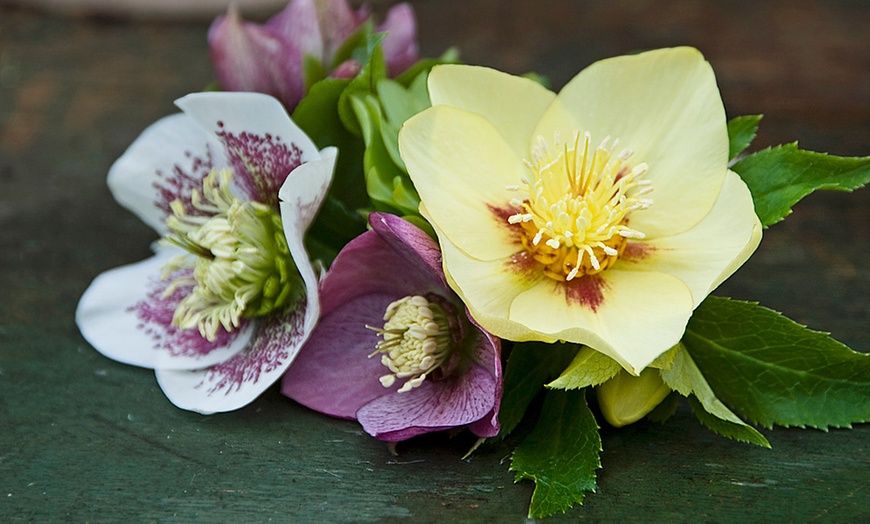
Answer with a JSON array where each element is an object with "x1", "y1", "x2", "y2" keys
[
  {"x1": 684, "y1": 296, "x2": 870, "y2": 429},
  {"x1": 645, "y1": 391, "x2": 679, "y2": 423},
  {"x1": 511, "y1": 390, "x2": 601, "y2": 518},
  {"x1": 498, "y1": 342, "x2": 578, "y2": 439},
  {"x1": 292, "y1": 78, "x2": 368, "y2": 250},
  {"x1": 686, "y1": 395, "x2": 770, "y2": 447},
  {"x1": 731, "y1": 143, "x2": 870, "y2": 226},
  {"x1": 727, "y1": 114, "x2": 762, "y2": 160}
]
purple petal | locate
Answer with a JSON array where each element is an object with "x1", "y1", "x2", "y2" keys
[
  {"x1": 175, "y1": 92, "x2": 320, "y2": 207},
  {"x1": 108, "y1": 113, "x2": 223, "y2": 235},
  {"x1": 356, "y1": 361, "x2": 498, "y2": 441},
  {"x1": 368, "y1": 212, "x2": 447, "y2": 289},
  {"x1": 156, "y1": 298, "x2": 308, "y2": 414},
  {"x1": 313, "y1": 0, "x2": 368, "y2": 65},
  {"x1": 377, "y1": 3, "x2": 419, "y2": 77},
  {"x1": 266, "y1": 0, "x2": 324, "y2": 62},
  {"x1": 465, "y1": 327, "x2": 502, "y2": 438},
  {"x1": 317, "y1": 214, "x2": 447, "y2": 316},
  {"x1": 208, "y1": 6, "x2": 305, "y2": 110},
  {"x1": 281, "y1": 292, "x2": 400, "y2": 418},
  {"x1": 76, "y1": 249, "x2": 254, "y2": 370}
]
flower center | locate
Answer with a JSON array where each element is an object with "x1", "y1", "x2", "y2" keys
[
  {"x1": 367, "y1": 295, "x2": 457, "y2": 393},
  {"x1": 506, "y1": 132, "x2": 653, "y2": 281},
  {"x1": 162, "y1": 168, "x2": 300, "y2": 341}
]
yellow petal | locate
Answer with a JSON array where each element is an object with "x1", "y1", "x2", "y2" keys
[
  {"x1": 507, "y1": 269, "x2": 694, "y2": 373},
  {"x1": 617, "y1": 170, "x2": 762, "y2": 305},
  {"x1": 428, "y1": 65, "x2": 556, "y2": 157},
  {"x1": 399, "y1": 105, "x2": 528, "y2": 261},
  {"x1": 534, "y1": 47, "x2": 729, "y2": 239}
]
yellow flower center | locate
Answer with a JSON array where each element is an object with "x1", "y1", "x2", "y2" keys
[
  {"x1": 507, "y1": 132, "x2": 653, "y2": 281},
  {"x1": 162, "y1": 168, "x2": 300, "y2": 341},
  {"x1": 367, "y1": 295, "x2": 455, "y2": 393}
]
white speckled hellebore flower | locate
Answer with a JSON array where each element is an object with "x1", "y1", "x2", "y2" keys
[
  {"x1": 76, "y1": 92, "x2": 336, "y2": 413},
  {"x1": 209, "y1": 0, "x2": 419, "y2": 111},
  {"x1": 398, "y1": 47, "x2": 762, "y2": 375},
  {"x1": 282, "y1": 213, "x2": 501, "y2": 441}
]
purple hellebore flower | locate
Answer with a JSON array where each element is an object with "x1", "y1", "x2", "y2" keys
[
  {"x1": 282, "y1": 213, "x2": 502, "y2": 442},
  {"x1": 209, "y1": 0, "x2": 420, "y2": 111},
  {"x1": 76, "y1": 92, "x2": 336, "y2": 414}
]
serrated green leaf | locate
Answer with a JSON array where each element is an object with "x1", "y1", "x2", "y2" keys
[
  {"x1": 660, "y1": 344, "x2": 768, "y2": 445},
  {"x1": 498, "y1": 342, "x2": 578, "y2": 439},
  {"x1": 731, "y1": 143, "x2": 870, "y2": 226},
  {"x1": 727, "y1": 115, "x2": 762, "y2": 160},
  {"x1": 547, "y1": 346, "x2": 621, "y2": 390},
  {"x1": 687, "y1": 395, "x2": 770, "y2": 447},
  {"x1": 511, "y1": 390, "x2": 601, "y2": 518},
  {"x1": 684, "y1": 296, "x2": 870, "y2": 429}
]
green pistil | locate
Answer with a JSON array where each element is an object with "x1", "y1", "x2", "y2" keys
[{"x1": 162, "y1": 168, "x2": 300, "y2": 341}]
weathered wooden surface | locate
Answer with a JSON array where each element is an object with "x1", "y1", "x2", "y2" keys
[{"x1": 1, "y1": 1, "x2": 868, "y2": 521}]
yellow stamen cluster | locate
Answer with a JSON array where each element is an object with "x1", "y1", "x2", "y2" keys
[
  {"x1": 162, "y1": 168, "x2": 298, "y2": 341},
  {"x1": 367, "y1": 295, "x2": 454, "y2": 393},
  {"x1": 507, "y1": 132, "x2": 653, "y2": 281}
]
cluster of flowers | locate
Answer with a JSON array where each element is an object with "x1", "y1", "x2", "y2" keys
[
  {"x1": 77, "y1": 0, "x2": 760, "y2": 440},
  {"x1": 78, "y1": 2, "x2": 870, "y2": 516}
]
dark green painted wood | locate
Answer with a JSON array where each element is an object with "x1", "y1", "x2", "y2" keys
[{"x1": 1, "y1": 2, "x2": 868, "y2": 521}]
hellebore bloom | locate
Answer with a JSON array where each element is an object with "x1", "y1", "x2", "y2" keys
[
  {"x1": 76, "y1": 92, "x2": 336, "y2": 413},
  {"x1": 209, "y1": 0, "x2": 419, "y2": 110},
  {"x1": 398, "y1": 47, "x2": 762, "y2": 374},
  {"x1": 282, "y1": 213, "x2": 501, "y2": 441}
]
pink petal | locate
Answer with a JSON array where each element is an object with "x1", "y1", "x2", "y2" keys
[
  {"x1": 208, "y1": 6, "x2": 305, "y2": 110},
  {"x1": 281, "y1": 293, "x2": 400, "y2": 418},
  {"x1": 266, "y1": 0, "x2": 325, "y2": 63},
  {"x1": 377, "y1": 3, "x2": 419, "y2": 76},
  {"x1": 314, "y1": 0, "x2": 368, "y2": 65},
  {"x1": 356, "y1": 362, "x2": 498, "y2": 441},
  {"x1": 76, "y1": 249, "x2": 254, "y2": 370}
]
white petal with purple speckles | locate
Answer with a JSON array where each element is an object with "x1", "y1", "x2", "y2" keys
[
  {"x1": 108, "y1": 114, "x2": 224, "y2": 235},
  {"x1": 156, "y1": 303, "x2": 307, "y2": 414},
  {"x1": 176, "y1": 92, "x2": 320, "y2": 206},
  {"x1": 76, "y1": 248, "x2": 255, "y2": 370},
  {"x1": 154, "y1": 146, "x2": 337, "y2": 413}
]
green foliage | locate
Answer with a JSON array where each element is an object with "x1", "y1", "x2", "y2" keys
[
  {"x1": 547, "y1": 346, "x2": 621, "y2": 390},
  {"x1": 731, "y1": 143, "x2": 870, "y2": 226},
  {"x1": 686, "y1": 396, "x2": 770, "y2": 447},
  {"x1": 511, "y1": 390, "x2": 601, "y2": 518},
  {"x1": 292, "y1": 78, "x2": 368, "y2": 258},
  {"x1": 727, "y1": 115, "x2": 762, "y2": 160},
  {"x1": 684, "y1": 296, "x2": 870, "y2": 430},
  {"x1": 498, "y1": 342, "x2": 578, "y2": 439}
]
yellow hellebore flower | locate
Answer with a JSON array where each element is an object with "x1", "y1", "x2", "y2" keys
[{"x1": 398, "y1": 47, "x2": 762, "y2": 374}]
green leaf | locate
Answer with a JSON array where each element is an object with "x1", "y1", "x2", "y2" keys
[
  {"x1": 687, "y1": 395, "x2": 770, "y2": 448},
  {"x1": 338, "y1": 45, "x2": 387, "y2": 136},
  {"x1": 731, "y1": 143, "x2": 870, "y2": 226},
  {"x1": 393, "y1": 47, "x2": 460, "y2": 87},
  {"x1": 660, "y1": 344, "x2": 769, "y2": 446},
  {"x1": 727, "y1": 115, "x2": 762, "y2": 160},
  {"x1": 292, "y1": 78, "x2": 368, "y2": 252},
  {"x1": 645, "y1": 391, "x2": 679, "y2": 423},
  {"x1": 684, "y1": 296, "x2": 870, "y2": 429},
  {"x1": 511, "y1": 390, "x2": 601, "y2": 518},
  {"x1": 546, "y1": 346, "x2": 621, "y2": 390},
  {"x1": 498, "y1": 342, "x2": 578, "y2": 439}
]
